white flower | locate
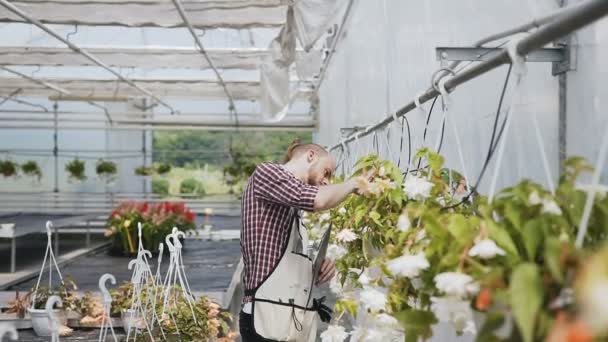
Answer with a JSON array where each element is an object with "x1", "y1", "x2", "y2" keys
[
  {"x1": 338, "y1": 207, "x2": 347, "y2": 215},
  {"x1": 320, "y1": 325, "x2": 349, "y2": 342},
  {"x1": 403, "y1": 175, "x2": 434, "y2": 200},
  {"x1": 468, "y1": 239, "x2": 506, "y2": 259},
  {"x1": 360, "y1": 287, "x2": 387, "y2": 312},
  {"x1": 336, "y1": 229, "x2": 358, "y2": 243},
  {"x1": 397, "y1": 213, "x2": 410, "y2": 232},
  {"x1": 431, "y1": 296, "x2": 476, "y2": 335},
  {"x1": 320, "y1": 212, "x2": 331, "y2": 222},
  {"x1": 374, "y1": 313, "x2": 400, "y2": 328},
  {"x1": 327, "y1": 244, "x2": 347, "y2": 261},
  {"x1": 329, "y1": 276, "x2": 344, "y2": 295},
  {"x1": 378, "y1": 166, "x2": 386, "y2": 177},
  {"x1": 358, "y1": 272, "x2": 371, "y2": 286},
  {"x1": 434, "y1": 272, "x2": 479, "y2": 298},
  {"x1": 386, "y1": 253, "x2": 429, "y2": 278},
  {"x1": 349, "y1": 326, "x2": 366, "y2": 342},
  {"x1": 580, "y1": 279, "x2": 608, "y2": 331},
  {"x1": 528, "y1": 191, "x2": 542, "y2": 205},
  {"x1": 542, "y1": 199, "x2": 562, "y2": 216}
]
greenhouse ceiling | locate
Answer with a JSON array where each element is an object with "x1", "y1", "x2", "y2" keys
[{"x1": 0, "y1": 0, "x2": 348, "y2": 130}]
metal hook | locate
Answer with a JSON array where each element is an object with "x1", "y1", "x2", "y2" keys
[
  {"x1": 165, "y1": 233, "x2": 176, "y2": 252},
  {"x1": 98, "y1": 274, "x2": 116, "y2": 304},
  {"x1": 45, "y1": 295, "x2": 63, "y2": 341},
  {"x1": 138, "y1": 222, "x2": 143, "y2": 240},
  {"x1": 0, "y1": 323, "x2": 18, "y2": 340},
  {"x1": 46, "y1": 221, "x2": 53, "y2": 238}
]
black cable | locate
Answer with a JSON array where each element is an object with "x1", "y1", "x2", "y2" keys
[
  {"x1": 442, "y1": 64, "x2": 513, "y2": 210},
  {"x1": 414, "y1": 96, "x2": 439, "y2": 172},
  {"x1": 404, "y1": 116, "x2": 412, "y2": 174}
]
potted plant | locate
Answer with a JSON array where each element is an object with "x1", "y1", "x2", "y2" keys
[
  {"x1": 21, "y1": 160, "x2": 42, "y2": 182},
  {"x1": 0, "y1": 159, "x2": 18, "y2": 178},
  {"x1": 134, "y1": 165, "x2": 155, "y2": 177},
  {"x1": 155, "y1": 162, "x2": 171, "y2": 176},
  {"x1": 65, "y1": 158, "x2": 86, "y2": 182},
  {"x1": 105, "y1": 201, "x2": 196, "y2": 256},
  {"x1": 96, "y1": 159, "x2": 117, "y2": 183},
  {"x1": 28, "y1": 280, "x2": 80, "y2": 337}
]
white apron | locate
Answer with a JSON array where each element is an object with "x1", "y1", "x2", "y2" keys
[{"x1": 246, "y1": 212, "x2": 320, "y2": 342}]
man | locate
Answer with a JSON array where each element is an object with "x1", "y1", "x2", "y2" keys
[{"x1": 239, "y1": 141, "x2": 364, "y2": 342}]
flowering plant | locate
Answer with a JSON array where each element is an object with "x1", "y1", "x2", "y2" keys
[
  {"x1": 310, "y1": 151, "x2": 608, "y2": 342},
  {"x1": 105, "y1": 201, "x2": 196, "y2": 255}
]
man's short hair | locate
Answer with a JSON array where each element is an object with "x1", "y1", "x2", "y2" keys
[{"x1": 284, "y1": 139, "x2": 329, "y2": 163}]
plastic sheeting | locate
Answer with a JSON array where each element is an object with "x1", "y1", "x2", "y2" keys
[
  {"x1": 0, "y1": 77, "x2": 314, "y2": 99},
  {"x1": 260, "y1": 0, "x2": 346, "y2": 120},
  {"x1": 317, "y1": 0, "x2": 571, "y2": 198},
  {"x1": 0, "y1": 46, "x2": 321, "y2": 70},
  {"x1": 0, "y1": 0, "x2": 287, "y2": 29}
]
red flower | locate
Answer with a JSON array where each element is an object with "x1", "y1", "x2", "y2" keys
[
  {"x1": 185, "y1": 211, "x2": 195, "y2": 223},
  {"x1": 475, "y1": 288, "x2": 492, "y2": 311}
]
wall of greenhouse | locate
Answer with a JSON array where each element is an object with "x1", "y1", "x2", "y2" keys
[{"x1": 317, "y1": 0, "x2": 608, "y2": 191}]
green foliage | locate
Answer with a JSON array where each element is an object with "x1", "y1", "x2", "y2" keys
[
  {"x1": 135, "y1": 165, "x2": 155, "y2": 176},
  {"x1": 0, "y1": 159, "x2": 18, "y2": 177},
  {"x1": 21, "y1": 160, "x2": 42, "y2": 180},
  {"x1": 510, "y1": 263, "x2": 543, "y2": 342},
  {"x1": 155, "y1": 162, "x2": 172, "y2": 175},
  {"x1": 306, "y1": 151, "x2": 608, "y2": 341},
  {"x1": 65, "y1": 158, "x2": 86, "y2": 181},
  {"x1": 96, "y1": 159, "x2": 117, "y2": 182},
  {"x1": 152, "y1": 178, "x2": 170, "y2": 195},
  {"x1": 180, "y1": 178, "x2": 205, "y2": 196}
]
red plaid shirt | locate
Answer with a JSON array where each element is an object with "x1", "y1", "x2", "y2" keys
[{"x1": 241, "y1": 163, "x2": 319, "y2": 301}]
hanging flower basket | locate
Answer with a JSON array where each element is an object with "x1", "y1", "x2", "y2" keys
[
  {"x1": 0, "y1": 160, "x2": 18, "y2": 178},
  {"x1": 134, "y1": 165, "x2": 155, "y2": 178},
  {"x1": 155, "y1": 162, "x2": 172, "y2": 176},
  {"x1": 65, "y1": 159, "x2": 86, "y2": 183},
  {"x1": 21, "y1": 160, "x2": 42, "y2": 183},
  {"x1": 96, "y1": 159, "x2": 117, "y2": 184}
]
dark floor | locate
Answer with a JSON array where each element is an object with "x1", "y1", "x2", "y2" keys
[
  {"x1": 9, "y1": 239, "x2": 242, "y2": 292},
  {"x1": 0, "y1": 233, "x2": 107, "y2": 273},
  {"x1": 17, "y1": 329, "x2": 127, "y2": 341}
]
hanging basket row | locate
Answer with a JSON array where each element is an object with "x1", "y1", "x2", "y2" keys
[{"x1": 0, "y1": 159, "x2": 43, "y2": 180}]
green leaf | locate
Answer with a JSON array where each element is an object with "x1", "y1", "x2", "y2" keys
[
  {"x1": 393, "y1": 309, "x2": 437, "y2": 342},
  {"x1": 370, "y1": 211, "x2": 382, "y2": 226},
  {"x1": 486, "y1": 221, "x2": 519, "y2": 258},
  {"x1": 504, "y1": 201, "x2": 523, "y2": 231},
  {"x1": 447, "y1": 214, "x2": 476, "y2": 247},
  {"x1": 544, "y1": 237, "x2": 564, "y2": 283},
  {"x1": 510, "y1": 263, "x2": 543, "y2": 342},
  {"x1": 522, "y1": 219, "x2": 543, "y2": 261},
  {"x1": 475, "y1": 311, "x2": 506, "y2": 342}
]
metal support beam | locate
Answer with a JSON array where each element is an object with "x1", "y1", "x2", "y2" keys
[
  {"x1": 172, "y1": 0, "x2": 237, "y2": 120},
  {"x1": 329, "y1": 0, "x2": 608, "y2": 151},
  {"x1": 0, "y1": 0, "x2": 177, "y2": 113},
  {"x1": 436, "y1": 47, "x2": 565, "y2": 63}
]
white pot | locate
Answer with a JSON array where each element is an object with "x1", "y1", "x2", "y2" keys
[
  {"x1": 121, "y1": 309, "x2": 145, "y2": 332},
  {"x1": 28, "y1": 308, "x2": 66, "y2": 337}
]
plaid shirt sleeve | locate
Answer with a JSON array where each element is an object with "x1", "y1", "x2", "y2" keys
[{"x1": 252, "y1": 163, "x2": 319, "y2": 212}]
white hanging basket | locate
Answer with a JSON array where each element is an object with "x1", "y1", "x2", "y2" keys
[{"x1": 27, "y1": 308, "x2": 66, "y2": 337}]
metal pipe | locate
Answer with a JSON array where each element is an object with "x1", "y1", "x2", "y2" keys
[
  {"x1": 0, "y1": 123, "x2": 315, "y2": 132},
  {"x1": 171, "y1": 0, "x2": 237, "y2": 119},
  {"x1": 0, "y1": 0, "x2": 177, "y2": 113},
  {"x1": 329, "y1": 0, "x2": 608, "y2": 151},
  {"x1": 315, "y1": 0, "x2": 356, "y2": 90}
]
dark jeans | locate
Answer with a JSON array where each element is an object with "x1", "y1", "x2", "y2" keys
[{"x1": 239, "y1": 311, "x2": 278, "y2": 342}]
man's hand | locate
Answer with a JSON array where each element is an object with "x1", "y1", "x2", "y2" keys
[{"x1": 316, "y1": 258, "x2": 336, "y2": 286}]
